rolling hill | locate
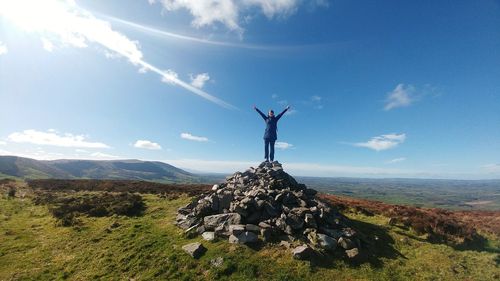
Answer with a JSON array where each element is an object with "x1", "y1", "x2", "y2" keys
[{"x1": 0, "y1": 155, "x2": 200, "y2": 183}]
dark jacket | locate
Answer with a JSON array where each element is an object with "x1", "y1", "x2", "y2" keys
[{"x1": 255, "y1": 108, "x2": 288, "y2": 141}]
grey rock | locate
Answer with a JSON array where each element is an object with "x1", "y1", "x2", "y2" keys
[
  {"x1": 229, "y1": 231, "x2": 258, "y2": 244},
  {"x1": 202, "y1": 231, "x2": 215, "y2": 241},
  {"x1": 345, "y1": 247, "x2": 359, "y2": 258},
  {"x1": 182, "y1": 242, "x2": 206, "y2": 259},
  {"x1": 338, "y1": 237, "x2": 356, "y2": 250},
  {"x1": 203, "y1": 213, "x2": 241, "y2": 230},
  {"x1": 304, "y1": 213, "x2": 317, "y2": 228},
  {"x1": 245, "y1": 224, "x2": 260, "y2": 233},
  {"x1": 229, "y1": 224, "x2": 245, "y2": 235},
  {"x1": 317, "y1": 233, "x2": 337, "y2": 251},
  {"x1": 292, "y1": 245, "x2": 315, "y2": 260}
]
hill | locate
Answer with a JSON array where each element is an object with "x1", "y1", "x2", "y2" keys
[
  {"x1": 0, "y1": 173, "x2": 498, "y2": 280},
  {"x1": 0, "y1": 155, "x2": 201, "y2": 183}
]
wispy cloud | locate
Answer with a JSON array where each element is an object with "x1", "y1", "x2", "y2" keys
[
  {"x1": 386, "y1": 157, "x2": 406, "y2": 164},
  {"x1": 0, "y1": 0, "x2": 236, "y2": 109},
  {"x1": 384, "y1": 84, "x2": 416, "y2": 110},
  {"x1": 7, "y1": 129, "x2": 109, "y2": 148},
  {"x1": 134, "y1": 140, "x2": 162, "y2": 150},
  {"x1": 190, "y1": 73, "x2": 210, "y2": 89},
  {"x1": 0, "y1": 41, "x2": 7, "y2": 55},
  {"x1": 275, "y1": 141, "x2": 293, "y2": 150},
  {"x1": 353, "y1": 133, "x2": 406, "y2": 151},
  {"x1": 0, "y1": 141, "x2": 6, "y2": 145},
  {"x1": 482, "y1": 164, "x2": 500, "y2": 173},
  {"x1": 180, "y1": 132, "x2": 209, "y2": 142},
  {"x1": 148, "y1": 0, "x2": 306, "y2": 36},
  {"x1": 311, "y1": 95, "x2": 322, "y2": 102},
  {"x1": 271, "y1": 94, "x2": 279, "y2": 99}
]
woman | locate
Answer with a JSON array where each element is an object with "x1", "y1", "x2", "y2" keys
[{"x1": 253, "y1": 105, "x2": 290, "y2": 162}]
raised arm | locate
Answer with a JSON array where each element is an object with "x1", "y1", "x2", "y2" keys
[
  {"x1": 254, "y1": 106, "x2": 267, "y2": 120},
  {"x1": 276, "y1": 106, "x2": 290, "y2": 121}
]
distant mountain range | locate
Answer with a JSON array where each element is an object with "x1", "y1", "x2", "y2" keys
[{"x1": 0, "y1": 156, "x2": 205, "y2": 183}]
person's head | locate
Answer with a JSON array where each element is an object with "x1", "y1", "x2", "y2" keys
[{"x1": 268, "y1": 110, "x2": 274, "y2": 117}]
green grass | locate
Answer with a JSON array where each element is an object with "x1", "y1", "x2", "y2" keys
[{"x1": 0, "y1": 194, "x2": 498, "y2": 281}]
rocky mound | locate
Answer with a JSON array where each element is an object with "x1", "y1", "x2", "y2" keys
[{"x1": 176, "y1": 161, "x2": 361, "y2": 259}]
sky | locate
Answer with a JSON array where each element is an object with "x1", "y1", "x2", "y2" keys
[{"x1": 0, "y1": 0, "x2": 499, "y2": 179}]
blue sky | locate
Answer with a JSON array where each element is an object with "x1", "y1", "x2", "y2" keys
[{"x1": 0, "y1": 0, "x2": 499, "y2": 179}]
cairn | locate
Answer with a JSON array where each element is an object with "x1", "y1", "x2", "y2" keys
[{"x1": 176, "y1": 161, "x2": 360, "y2": 259}]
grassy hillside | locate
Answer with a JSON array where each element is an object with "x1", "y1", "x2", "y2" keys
[
  {"x1": 0, "y1": 156, "x2": 203, "y2": 183},
  {"x1": 0, "y1": 182, "x2": 498, "y2": 281}
]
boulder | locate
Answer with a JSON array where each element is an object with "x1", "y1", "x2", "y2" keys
[
  {"x1": 317, "y1": 233, "x2": 337, "y2": 251},
  {"x1": 203, "y1": 213, "x2": 241, "y2": 230},
  {"x1": 229, "y1": 231, "x2": 258, "y2": 244},
  {"x1": 182, "y1": 242, "x2": 206, "y2": 259}
]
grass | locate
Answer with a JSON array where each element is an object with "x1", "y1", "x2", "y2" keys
[{"x1": 0, "y1": 192, "x2": 499, "y2": 280}]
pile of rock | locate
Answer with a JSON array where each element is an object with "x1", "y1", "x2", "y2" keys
[{"x1": 177, "y1": 161, "x2": 361, "y2": 259}]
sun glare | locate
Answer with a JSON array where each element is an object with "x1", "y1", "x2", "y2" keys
[{"x1": 0, "y1": 0, "x2": 72, "y2": 32}]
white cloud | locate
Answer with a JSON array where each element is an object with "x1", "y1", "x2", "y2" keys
[
  {"x1": 354, "y1": 133, "x2": 406, "y2": 151},
  {"x1": 90, "y1": 152, "x2": 119, "y2": 159},
  {"x1": 160, "y1": 69, "x2": 179, "y2": 84},
  {"x1": 0, "y1": 41, "x2": 7, "y2": 55},
  {"x1": 0, "y1": 0, "x2": 235, "y2": 109},
  {"x1": 482, "y1": 164, "x2": 500, "y2": 173},
  {"x1": 387, "y1": 157, "x2": 406, "y2": 164},
  {"x1": 180, "y1": 132, "x2": 209, "y2": 142},
  {"x1": 41, "y1": 38, "x2": 54, "y2": 52},
  {"x1": 134, "y1": 140, "x2": 162, "y2": 150},
  {"x1": 190, "y1": 73, "x2": 210, "y2": 89},
  {"x1": 311, "y1": 95, "x2": 321, "y2": 101},
  {"x1": 275, "y1": 141, "x2": 293, "y2": 150},
  {"x1": 384, "y1": 84, "x2": 416, "y2": 110},
  {"x1": 0, "y1": 141, "x2": 6, "y2": 145},
  {"x1": 150, "y1": 0, "x2": 317, "y2": 35},
  {"x1": 7, "y1": 129, "x2": 109, "y2": 148},
  {"x1": 271, "y1": 94, "x2": 279, "y2": 99}
]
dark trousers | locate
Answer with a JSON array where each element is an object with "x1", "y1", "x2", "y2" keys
[{"x1": 264, "y1": 139, "x2": 276, "y2": 161}]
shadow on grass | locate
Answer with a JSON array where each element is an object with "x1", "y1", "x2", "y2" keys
[
  {"x1": 393, "y1": 225, "x2": 500, "y2": 254},
  {"x1": 308, "y1": 218, "x2": 406, "y2": 269}
]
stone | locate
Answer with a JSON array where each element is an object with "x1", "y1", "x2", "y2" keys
[
  {"x1": 202, "y1": 231, "x2": 215, "y2": 241},
  {"x1": 316, "y1": 233, "x2": 337, "y2": 251},
  {"x1": 345, "y1": 247, "x2": 359, "y2": 258},
  {"x1": 210, "y1": 257, "x2": 224, "y2": 267},
  {"x1": 304, "y1": 213, "x2": 317, "y2": 228},
  {"x1": 291, "y1": 245, "x2": 315, "y2": 260},
  {"x1": 229, "y1": 224, "x2": 245, "y2": 236},
  {"x1": 218, "y1": 193, "x2": 234, "y2": 211},
  {"x1": 182, "y1": 242, "x2": 206, "y2": 259},
  {"x1": 285, "y1": 213, "x2": 304, "y2": 230},
  {"x1": 245, "y1": 224, "x2": 260, "y2": 233},
  {"x1": 279, "y1": 240, "x2": 291, "y2": 248},
  {"x1": 338, "y1": 237, "x2": 356, "y2": 250},
  {"x1": 177, "y1": 217, "x2": 199, "y2": 230},
  {"x1": 229, "y1": 231, "x2": 258, "y2": 244},
  {"x1": 212, "y1": 184, "x2": 220, "y2": 191},
  {"x1": 203, "y1": 213, "x2": 241, "y2": 230}
]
